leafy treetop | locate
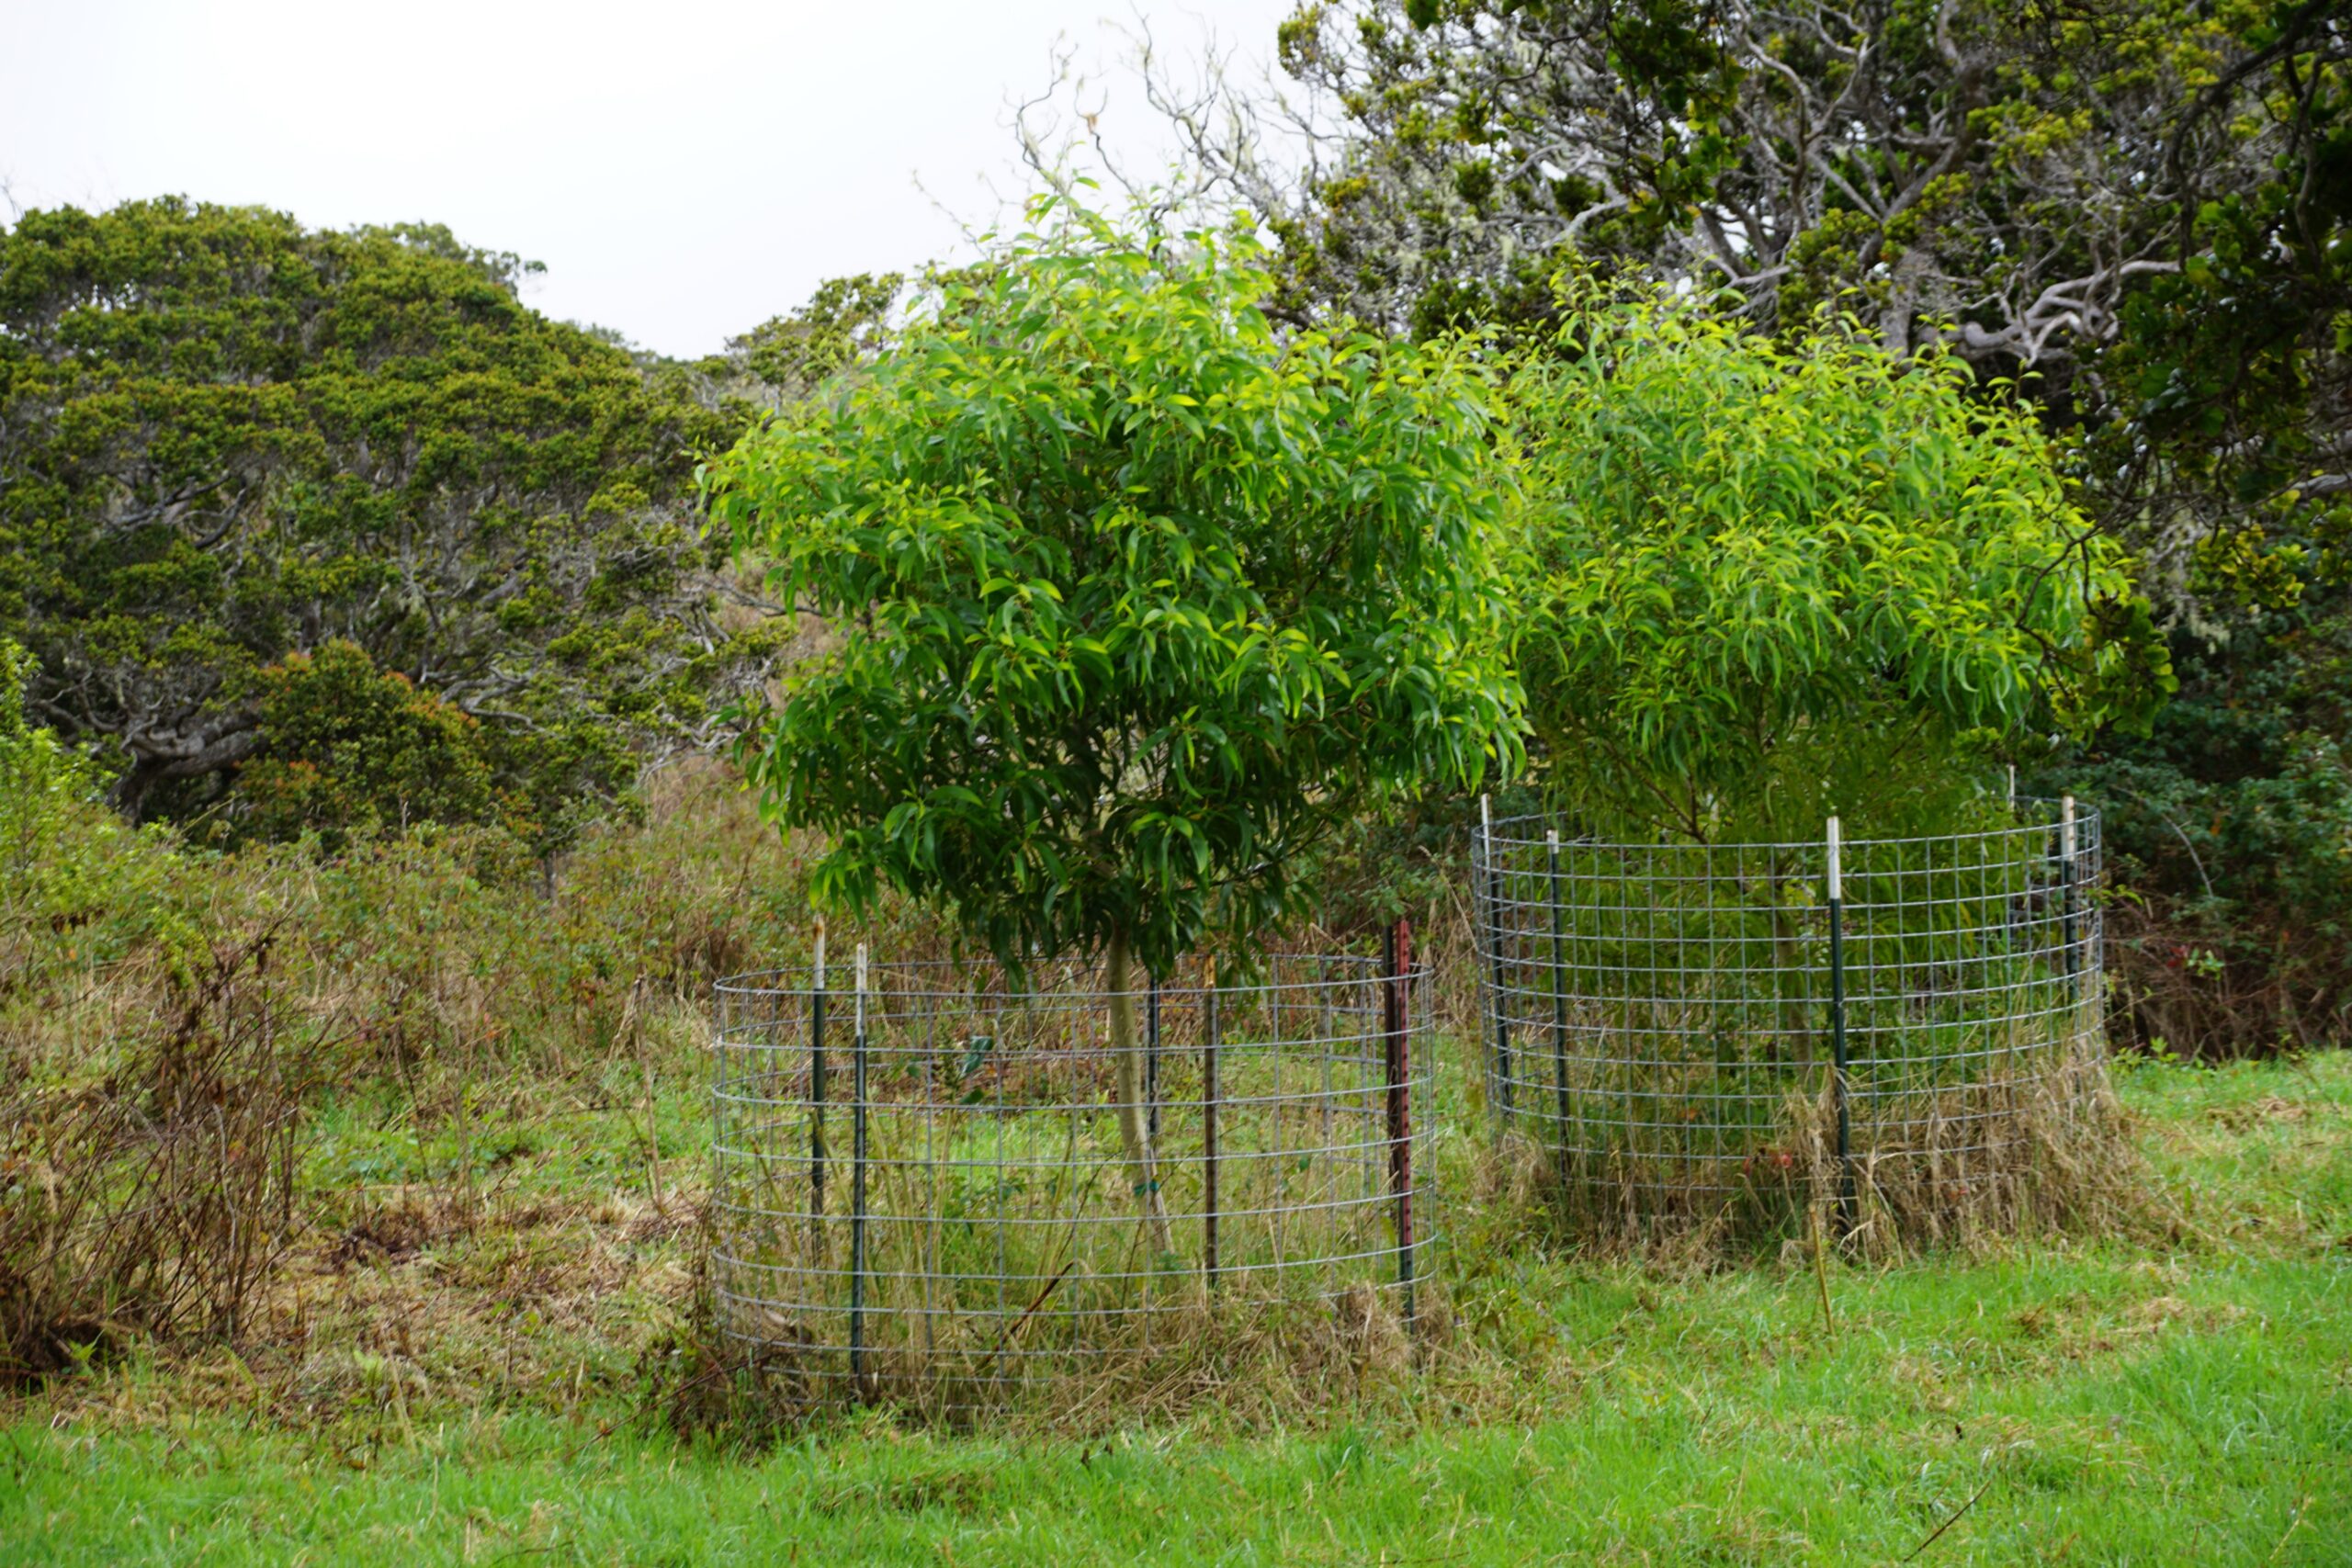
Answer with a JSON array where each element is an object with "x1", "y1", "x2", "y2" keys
[
  {"x1": 705, "y1": 197, "x2": 1523, "y2": 980},
  {"x1": 1510, "y1": 294, "x2": 2168, "y2": 840},
  {"x1": 235, "y1": 640, "x2": 506, "y2": 852}
]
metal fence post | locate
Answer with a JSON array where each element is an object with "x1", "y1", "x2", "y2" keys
[
  {"x1": 849, "y1": 942, "x2": 869, "y2": 1395},
  {"x1": 1385, "y1": 919, "x2": 1417, "y2": 1334},
  {"x1": 1146, "y1": 976, "x2": 1161, "y2": 1145},
  {"x1": 1547, "y1": 829, "x2": 1571, "y2": 1174},
  {"x1": 809, "y1": 919, "x2": 828, "y2": 1250},
  {"x1": 2061, "y1": 794, "x2": 2081, "y2": 1006},
  {"x1": 1202, "y1": 955, "x2": 1220, "y2": 1292},
  {"x1": 1826, "y1": 818, "x2": 1855, "y2": 1232}
]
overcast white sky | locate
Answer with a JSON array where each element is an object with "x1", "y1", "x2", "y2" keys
[{"x1": 0, "y1": 0, "x2": 1291, "y2": 358}]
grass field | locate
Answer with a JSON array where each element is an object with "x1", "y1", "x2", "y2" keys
[{"x1": 4, "y1": 1046, "x2": 2346, "y2": 1565}]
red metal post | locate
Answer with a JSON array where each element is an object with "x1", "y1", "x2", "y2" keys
[{"x1": 1385, "y1": 919, "x2": 1416, "y2": 1332}]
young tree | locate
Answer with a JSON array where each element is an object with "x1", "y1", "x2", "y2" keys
[
  {"x1": 1510, "y1": 293, "x2": 2165, "y2": 840},
  {"x1": 704, "y1": 199, "x2": 1521, "y2": 1251}
]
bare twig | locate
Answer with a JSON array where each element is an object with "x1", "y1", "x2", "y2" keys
[{"x1": 1903, "y1": 1475, "x2": 1996, "y2": 1561}]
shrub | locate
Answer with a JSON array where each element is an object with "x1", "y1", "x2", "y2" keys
[
  {"x1": 0, "y1": 640, "x2": 192, "y2": 1004},
  {"x1": 234, "y1": 640, "x2": 511, "y2": 850},
  {"x1": 1506, "y1": 297, "x2": 2168, "y2": 840},
  {"x1": 1, "y1": 925, "x2": 317, "y2": 1385}
]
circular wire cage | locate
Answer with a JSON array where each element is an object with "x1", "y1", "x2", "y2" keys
[
  {"x1": 710, "y1": 943, "x2": 1434, "y2": 1416},
  {"x1": 1472, "y1": 801, "x2": 2108, "y2": 1239}
]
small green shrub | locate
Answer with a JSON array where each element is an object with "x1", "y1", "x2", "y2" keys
[
  {"x1": 235, "y1": 640, "x2": 510, "y2": 850},
  {"x1": 0, "y1": 640, "x2": 194, "y2": 1004}
]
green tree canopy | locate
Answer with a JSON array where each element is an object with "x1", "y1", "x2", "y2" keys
[
  {"x1": 707, "y1": 198, "x2": 1522, "y2": 979},
  {"x1": 0, "y1": 197, "x2": 777, "y2": 848},
  {"x1": 1175, "y1": 3, "x2": 2350, "y2": 1043},
  {"x1": 1511, "y1": 297, "x2": 2165, "y2": 839},
  {"x1": 720, "y1": 272, "x2": 904, "y2": 405}
]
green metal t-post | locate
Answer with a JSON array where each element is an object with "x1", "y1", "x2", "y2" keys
[
  {"x1": 810, "y1": 920, "x2": 827, "y2": 1249},
  {"x1": 849, "y1": 943, "x2": 870, "y2": 1397},
  {"x1": 1826, "y1": 818, "x2": 1855, "y2": 1233},
  {"x1": 1547, "y1": 829, "x2": 1571, "y2": 1175}
]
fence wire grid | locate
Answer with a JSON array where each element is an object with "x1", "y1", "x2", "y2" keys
[
  {"x1": 710, "y1": 942, "x2": 1433, "y2": 1414},
  {"x1": 1473, "y1": 801, "x2": 2107, "y2": 1235}
]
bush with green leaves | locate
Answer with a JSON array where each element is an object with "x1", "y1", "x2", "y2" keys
[
  {"x1": 0, "y1": 639, "x2": 189, "y2": 1004},
  {"x1": 1476, "y1": 301, "x2": 2158, "y2": 1227},
  {"x1": 2064, "y1": 593, "x2": 2352, "y2": 1052},
  {"x1": 704, "y1": 198, "x2": 1522, "y2": 1247},
  {"x1": 234, "y1": 640, "x2": 511, "y2": 851},
  {"x1": 1508, "y1": 297, "x2": 2168, "y2": 840}
]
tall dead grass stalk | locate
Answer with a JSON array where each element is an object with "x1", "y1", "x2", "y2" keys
[{"x1": 2, "y1": 929, "x2": 328, "y2": 1384}]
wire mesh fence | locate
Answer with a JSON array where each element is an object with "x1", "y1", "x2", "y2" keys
[
  {"x1": 710, "y1": 932, "x2": 1433, "y2": 1416},
  {"x1": 1473, "y1": 799, "x2": 2108, "y2": 1242}
]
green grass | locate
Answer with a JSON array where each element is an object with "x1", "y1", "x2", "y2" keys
[{"x1": 5, "y1": 1051, "x2": 2348, "y2": 1565}]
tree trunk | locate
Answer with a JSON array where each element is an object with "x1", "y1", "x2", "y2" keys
[{"x1": 1105, "y1": 928, "x2": 1174, "y2": 1258}]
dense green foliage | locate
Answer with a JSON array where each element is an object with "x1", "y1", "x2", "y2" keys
[
  {"x1": 720, "y1": 271, "x2": 905, "y2": 405},
  {"x1": 236, "y1": 640, "x2": 507, "y2": 851},
  {"x1": 0, "y1": 198, "x2": 776, "y2": 851},
  {"x1": 1196, "y1": 0, "x2": 2352, "y2": 1046},
  {"x1": 2072, "y1": 604, "x2": 2352, "y2": 1052},
  {"x1": 1510, "y1": 299, "x2": 2158, "y2": 838},
  {"x1": 0, "y1": 638, "x2": 187, "y2": 1002},
  {"x1": 706, "y1": 200, "x2": 1521, "y2": 979}
]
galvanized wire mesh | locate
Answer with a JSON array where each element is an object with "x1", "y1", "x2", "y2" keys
[
  {"x1": 1473, "y1": 800, "x2": 2107, "y2": 1236},
  {"x1": 710, "y1": 944, "x2": 1433, "y2": 1414}
]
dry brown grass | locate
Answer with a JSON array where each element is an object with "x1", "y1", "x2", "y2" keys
[
  {"x1": 2, "y1": 930, "x2": 322, "y2": 1385},
  {"x1": 23, "y1": 1148, "x2": 707, "y2": 1438},
  {"x1": 649, "y1": 1241, "x2": 1452, "y2": 1441},
  {"x1": 1822, "y1": 1047, "x2": 2170, "y2": 1259},
  {"x1": 1466, "y1": 1041, "x2": 2168, "y2": 1267}
]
